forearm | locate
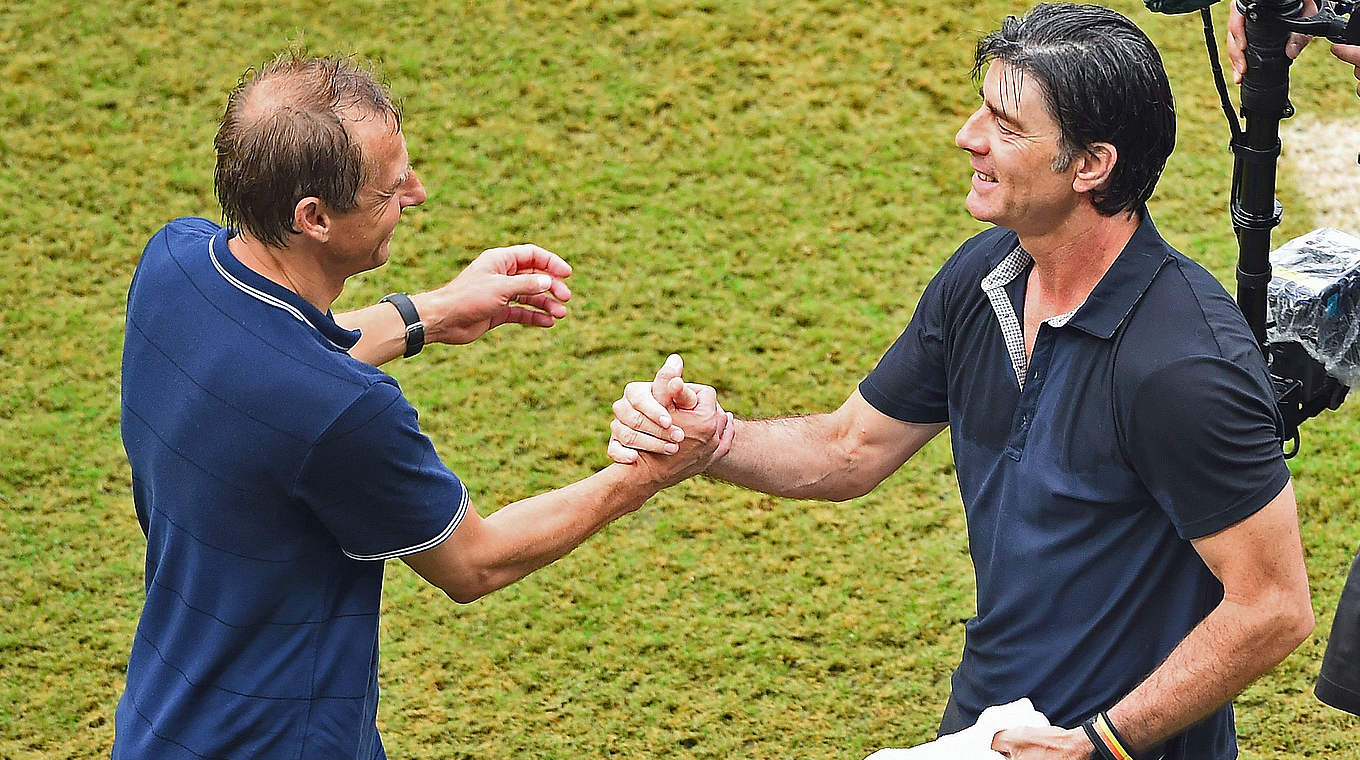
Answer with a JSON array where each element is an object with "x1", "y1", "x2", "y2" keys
[
  {"x1": 336, "y1": 301, "x2": 408, "y2": 366},
  {"x1": 706, "y1": 414, "x2": 873, "y2": 501},
  {"x1": 336, "y1": 291, "x2": 460, "y2": 366},
  {"x1": 460, "y1": 464, "x2": 662, "y2": 596},
  {"x1": 1106, "y1": 594, "x2": 1312, "y2": 752}
]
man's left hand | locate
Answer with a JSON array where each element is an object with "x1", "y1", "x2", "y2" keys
[
  {"x1": 990, "y1": 726, "x2": 1094, "y2": 759},
  {"x1": 413, "y1": 243, "x2": 572, "y2": 345}
]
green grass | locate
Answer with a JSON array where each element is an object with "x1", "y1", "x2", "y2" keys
[{"x1": 3, "y1": 0, "x2": 1360, "y2": 757}]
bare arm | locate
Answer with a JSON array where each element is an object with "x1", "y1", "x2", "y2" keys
[
  {"x1": 339, "y1": 244, "x2": 572, "y2": 366},
  {"x1": 702, "y1": 391, "x2": 944, "y2": 501},
  {"x1": 607, "y1": 355, "x2": 944, "y2": 501},
  {"x1": 403, "y1": 385, "x2": 732, "y2": 603},
  {"x1": 992, "y1": 481, "x2": 1313, "y2": 758}
]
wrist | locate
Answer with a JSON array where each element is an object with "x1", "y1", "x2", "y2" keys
[
  {"x1": 602, "y1": 462, "x2": 667, "y2": 508},
  {"x1": 1083, "y1": 712, "x2": 1138, "y2": 760},
  {"x1": 380, "y1": 292, "x2": 425, "y2": 358}
]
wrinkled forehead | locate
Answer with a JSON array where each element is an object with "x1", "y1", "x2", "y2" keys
[
  {"x1": 981, "y1": 60, "x2": 1055, "y2": 129},
  {"x1": 344, "y1": 110, "x2": 408, "y2": 186}
]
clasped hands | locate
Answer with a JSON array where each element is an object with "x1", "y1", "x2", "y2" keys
[{"x1": 607, "y1": 354, "x2": 733, "y2": 486}]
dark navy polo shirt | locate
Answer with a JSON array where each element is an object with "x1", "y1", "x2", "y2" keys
[
  {"x1": 860, "y1": 214, "x2": 1290, "y2": 760},
  {"x1": 115, "y1": 218, "x2": 468, "y2": 759}
]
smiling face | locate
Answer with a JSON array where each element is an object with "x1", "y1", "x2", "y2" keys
[
  {"x1": 323, "y1": 112, "x2": 427, "y2": 275},
  {"x1": 954, "y1": 61, "x2": 1082, "y2": 236}
]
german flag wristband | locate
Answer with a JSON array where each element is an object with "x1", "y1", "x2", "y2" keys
[{"x1": 1082, "y1": 712, "x2": 1137, "y2": 760}]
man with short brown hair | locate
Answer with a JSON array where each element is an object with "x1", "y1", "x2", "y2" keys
[{"x1": 113, "y1": 53, "x2": 731, "y2": 759}]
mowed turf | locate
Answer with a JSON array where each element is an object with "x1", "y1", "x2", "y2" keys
[{"x1": 3, "y1": 1, "x2": 1360, "y2": 757}]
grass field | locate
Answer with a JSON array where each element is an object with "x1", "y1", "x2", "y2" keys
[{"x1": 4, "y1": 1, "x2": 1360, "y2": 757}]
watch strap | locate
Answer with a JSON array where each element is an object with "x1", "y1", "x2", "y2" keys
[{"x1": 380, "y1": 292, "x2": 425, "y2": 358}]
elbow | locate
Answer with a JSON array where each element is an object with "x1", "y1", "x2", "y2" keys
[
  {"x1": 1259, "y1": 586, "x2": 1314, "y2": 658},
  {"x1": 444, "y1": 587, "x2": 485, "y2": 605},
  {"x1": 439, "y1": 569, "x2": 498, "y2": 605},
  {"x1": 1283, "y1": 596, "x2": 1315, "y2": 651},
  {"x1": 824, "y1": 478, "x2": 876, "y2": 503}
]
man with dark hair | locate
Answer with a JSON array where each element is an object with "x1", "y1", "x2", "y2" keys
[
  {"x1": 609, "y1": 5, "x2": 1312, "y2": 759},
  {"x1": 113, "y1": 53, "x2": 731, "y2": 759}
]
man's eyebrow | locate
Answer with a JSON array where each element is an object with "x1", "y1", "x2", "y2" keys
[
  {"x1": 980, "y1": 89, "x2": 1022, "y2": 130},
  {"x1": 381, "y1": 165, "x2": 411, "y2": 195}
]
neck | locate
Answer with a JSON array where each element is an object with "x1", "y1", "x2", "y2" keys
[
  {"x1": 227, "y1": 233, "x2": 343, "y2": 313},
  {"x1": 1018, "y1": 205, "x2": 1140, "y2": 309}
]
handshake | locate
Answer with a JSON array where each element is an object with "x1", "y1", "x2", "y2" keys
[{"x1": 605, "y1": 353, "x2": 736, "y2": 489}]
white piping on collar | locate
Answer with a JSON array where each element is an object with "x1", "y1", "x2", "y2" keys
[{"x1": 207, "y1": 235, "x2": 343, "y2": 349}]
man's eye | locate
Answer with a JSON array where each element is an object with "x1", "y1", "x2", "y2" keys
[{"x1": 997, "y1": 121, "x2": 1017, "y2": 135}]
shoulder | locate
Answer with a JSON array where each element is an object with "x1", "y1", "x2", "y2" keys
[
  {"x1": 1118, "y1": 248, "x2": 1261, "y2": 379},
  {"x1": 145, "y1": 217, "x2": 222, "y2": 254},
  {"x1": 926, "y1": 226, "x2": 1019, "y2": 300},
  {"x1": 135, "y1": 217, "x2": 222, "y2": 282}
]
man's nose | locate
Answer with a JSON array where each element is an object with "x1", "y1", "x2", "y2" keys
[
  {"x1": 404, "y1": 170, "x2": 428, "y2": 207},
  {"x1": 955, "y1": 108, "x2": 987, "y2": 154}
]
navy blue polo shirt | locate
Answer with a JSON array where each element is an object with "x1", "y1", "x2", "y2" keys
[
  {"x1": 114, "y1": 218, "x2": 468, "y2": 759},
  {"x1": 860, "y1": 214, "x2": 1290, "y2": 760}
]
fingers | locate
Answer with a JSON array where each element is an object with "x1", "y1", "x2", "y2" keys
[
  {"x1": 651, "y1": 353, "x2": 685, "y2": 407},
  {"x1": 500, "y1": 272, "x2": 571, "y2": 310},
  {"x1": 1227, "y1": 3, "x2": 1246, "y2": 84},
  {"x1": 613, "y1": 396, "x2": 680, "y2": 441},
  {"x1": 623, "y1": 380, "x2": 675, "y2": 430},
  {"x1": 483, "y1": 243, "x2": 573, "y2": 279},
  {"x1": 712, "y1": 411, "x2": 736, "y2": 462},
  {"x1": 1333, "y1": 43, "x2": 1360, "y2": 67},
  {"x1": 1286, "y1": 32, "x2": 1313, "y2": 60},
  {"x1": 510, "y1": 291, "x2": 568, "y2": 319},
  {"x1": 499, "y1": 306, "x2": 556, "y2": 328},
  {"x1": 607, "y1": 437, "x2": 639, "y2": 464},
  {"x1": 610, "y1": 419, "x2": 678, "y2": 454},
  {"x1": 989, "y1": 729, "x2": 1014, "y2": 757}
]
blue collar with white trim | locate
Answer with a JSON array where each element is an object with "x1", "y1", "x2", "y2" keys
[{"x1": 208, "y1": 228, "x2": 361, "y2": 352}]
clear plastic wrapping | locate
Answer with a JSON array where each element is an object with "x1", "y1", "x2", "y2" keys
[{"x1": 1267, "y1": 227, "x2": 1360, "y2": 388}]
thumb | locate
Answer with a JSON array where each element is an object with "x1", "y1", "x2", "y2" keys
[
  {"x1": 671, "y1": 377, "x2": 699, "y2": 410},
  {"x1": 652, "y1": 353, "x2": 684, "y2": 405},
  {"x1": 501, "y1": 273, "x2": 553, "y2": 302}
]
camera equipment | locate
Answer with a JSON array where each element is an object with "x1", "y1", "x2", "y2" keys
[{"x1": 1157, "y1": 0, "x2": 1360, "y2": 454}]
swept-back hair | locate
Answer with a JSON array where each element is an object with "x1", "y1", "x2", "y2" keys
[
  {"x1": 214, "y1": 53, "x2": 401, "y2": 247},
  {"x1": 974, "y1": 3, "x2": 1176, "y2": 216}
]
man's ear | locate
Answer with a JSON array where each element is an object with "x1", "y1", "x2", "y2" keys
[
  {"x1": 1072, "y1": 142, "x2": 1117, "y2": 196},
  {"x1": 293, "y1": 197, "x2": 331, "y2": 243}
]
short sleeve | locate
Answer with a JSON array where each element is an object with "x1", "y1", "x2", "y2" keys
[
  {"x1": 294, "y1": 380, "x2": 468, "y2": 560},
  {"x1": 858, "y1": 258, "x2": 955, "y2": 424},
  {"x1": 1121, "y1": 355, "x2": 1290, "y2": 540}
]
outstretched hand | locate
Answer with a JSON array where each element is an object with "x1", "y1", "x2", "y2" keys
[{"x1": 413, "y1": 244, "x2": 572, "y2": 346}]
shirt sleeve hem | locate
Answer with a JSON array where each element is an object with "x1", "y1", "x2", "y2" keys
[
  {"x1": 341, "y1": 486, "x2": 470, "y2": 562},
  {"x1": 1175, "y1": 465, "x2": 1291, "y2": 540},
  {"x1": 857, "y1": 378, "x2": 949, "y2": 424}
]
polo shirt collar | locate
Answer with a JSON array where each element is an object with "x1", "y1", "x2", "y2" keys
[
  {"x1": 208, "y1": 228, "x2": 362, "y2": 351},
  {"x1": 1062, "y1": 210, "x2": 1172, "y2": 340}
]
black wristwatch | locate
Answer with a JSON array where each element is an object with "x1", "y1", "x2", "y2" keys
[{"x1": 380, "y1": 292, "x2": 425, "y2": 358}]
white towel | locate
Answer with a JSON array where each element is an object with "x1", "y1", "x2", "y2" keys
[{"x1": 862, "y1": 698, "x2": 1051, "y2": 760}]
